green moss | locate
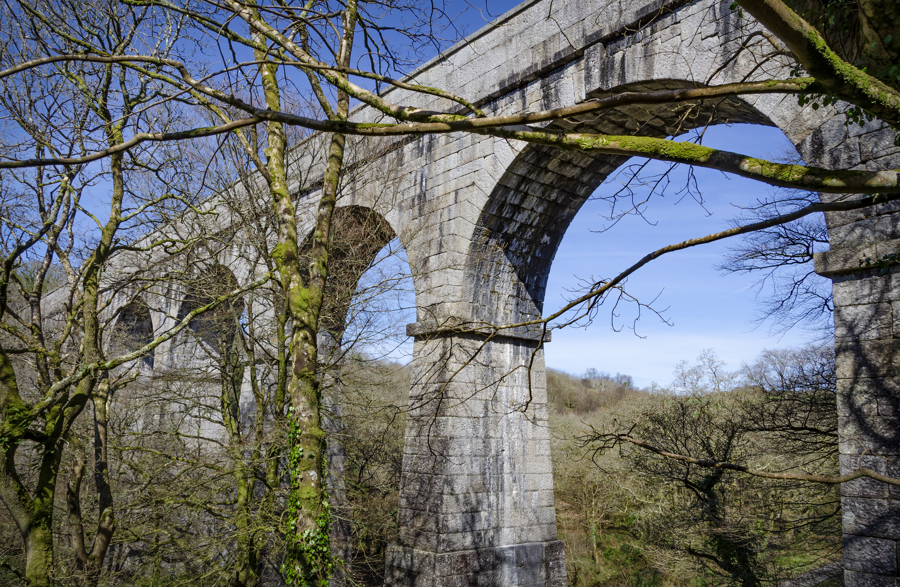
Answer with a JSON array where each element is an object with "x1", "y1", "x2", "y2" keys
[
  {"x1": 293, "y1": 485, "x2": 318, "y2": 502},
  {"x1": 289, "y1": 286, "x2": 311, "y2": 313},
  {"x1": 308, "y1": 256, "x2": 327, "y2": 277},
  {"x1": 563, "y1": 133, "x2": 716, "y2": 162},
  {"x1": 615, "y1": 136, "x2": 717, "y2": 162},
  {"x1": 271, "y1": 242, "x2": 291, "y2": 265},
  {"x1": 765, "y1": 76, "x2": 814, "y2": 88},
  {"x1": 807, "y1": 28, "x2": 900, "y2": 113},
  {"x1": 745, "y1": 158, "x2": 809, "y2": 183}
]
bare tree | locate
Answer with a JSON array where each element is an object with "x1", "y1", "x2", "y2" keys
[
  {"x1": 64, "y1": 123, "x2": 412, "y2": 587},
  {"x1": 0, "y1": 2, "x2": 267, "y2": 584},
  {"x1": 586, "y1": 348, "x2": 841, "y2": 585},
  {"x1": 1, "y1": 0, "x2": 900, "y2": 584}
]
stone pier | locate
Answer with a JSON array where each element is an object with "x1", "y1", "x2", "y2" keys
[
  {"x1": 385, "y1": 328, "x2": 565, "y2": 587},
  {"x1": 813, "y1": 122, "x2": 900, "y2": 585}
]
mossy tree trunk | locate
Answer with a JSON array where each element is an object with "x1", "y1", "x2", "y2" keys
[{"x1": 240, "y1": 2, "x2": 359, "y2": 584}]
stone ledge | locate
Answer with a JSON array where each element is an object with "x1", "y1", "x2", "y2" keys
[
  {"x1": 406, "y1": 321, "x2": 552, "y2": 343},
  {"x1": 815, "y1": 237, "x2": 900, "y2": 277}
]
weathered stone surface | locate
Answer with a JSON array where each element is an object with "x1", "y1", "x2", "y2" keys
[
  {"x1": 841, "y1": 455, "x2": 900, "y2": 500},
  {"x1": 844, "y1": 570, "x2": 900, "y2": 587},
  {"x1": 90, "y1": 0, "x2": 900, "y2": 581},
  {"x1": 845, "y1": 536, "x2": 898, "y2": 575},
  {"x1": 843, "y1": 496, "x2": 900, "y2": 540},
  {"x1": 386, "y1": 541, "x2": 566, "y2": 587}
]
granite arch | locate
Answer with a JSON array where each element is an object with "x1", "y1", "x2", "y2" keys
[
  {"x1": 68, "y1": 0, "x2": 900, "y2": 582},
  {"x1": 366, "y1": 0, "x2": 899, "y2": 583}
]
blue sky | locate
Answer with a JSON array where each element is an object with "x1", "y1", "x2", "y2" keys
[{"x1": 541, "y1": 124, "x2": 827, "y2": 386}]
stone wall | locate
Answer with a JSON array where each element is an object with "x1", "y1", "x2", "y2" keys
[
  {"x1": 82, "y1": 0, "x2": 900, "y2": 582},
  {"x1": 812, "y1": 122, "x2": 900, "y2": 586}
]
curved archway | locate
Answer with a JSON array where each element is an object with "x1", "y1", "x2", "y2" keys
[
  {"x1": 176, "y1": 264, "x2": 245, "y2": 354},
  {"x1": 466, "y1": 81, "x2": 779, "y2": 327},
  {"x1": 301, "y1": 204, "x2": 398, "y2": 344},
  {"x1": 456, "y1": 81, "x2": 897, "y2": 584},
  {"x1": 115, "y1": 296, "x2": 155, "y2": 368},
  {"x1": 389, "y1": 83, "x2": 838, "y2": 584}
]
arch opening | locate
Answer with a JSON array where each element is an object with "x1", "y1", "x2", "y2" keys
[
  {"x1": 115, "y1": 296, "x2": 155, "y2": 369},
  {"x1": 296, "y1": 204, "x2": 413, "y2": 584},
  {"x1": 176, "y1": 264, "x2": 245, "y2": 354},
  {"x1": 468, "y1": 81, "x2": 781, "y2": 328},
  {"x1": 540, "y1": 122, "x2": 826, "y2": 383},
  {"x1": 298, "y1": 204, "x2": 409, "y2": 355},
  {"x1": 465, "y1": 87, "x2": 845, "y2": 584}
]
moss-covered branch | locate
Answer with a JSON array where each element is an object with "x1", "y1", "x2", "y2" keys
[
  {"x1": 484, "y1": 127, "x2": 900, "y2": 193},
  {"x1": 737, "y1": 0, "x2": 900, "y2": 127}
]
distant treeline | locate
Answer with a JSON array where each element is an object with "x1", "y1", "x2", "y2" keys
[{"x1": 546, "y1": 368, "x2": 638, "y2": 414}]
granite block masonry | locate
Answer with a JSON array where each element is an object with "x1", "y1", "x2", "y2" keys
[{"x1": 99, "y1": 0, "x2": 900, "y2": 583}]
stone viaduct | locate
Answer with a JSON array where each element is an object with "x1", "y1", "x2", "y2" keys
[{"x1": 102, "y1": 0, "x2": 900, "y2": 584}]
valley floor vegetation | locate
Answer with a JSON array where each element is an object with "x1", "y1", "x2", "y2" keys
[
  {"x1": 551, "y1": 346, "x2": 841, "y2": 587},
  {"x1": 334, "y1": 344, "x2": 844, "y2": 587},
  {"x1": 0, "y1": 343, "x2": 842, "y2": 587}
]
